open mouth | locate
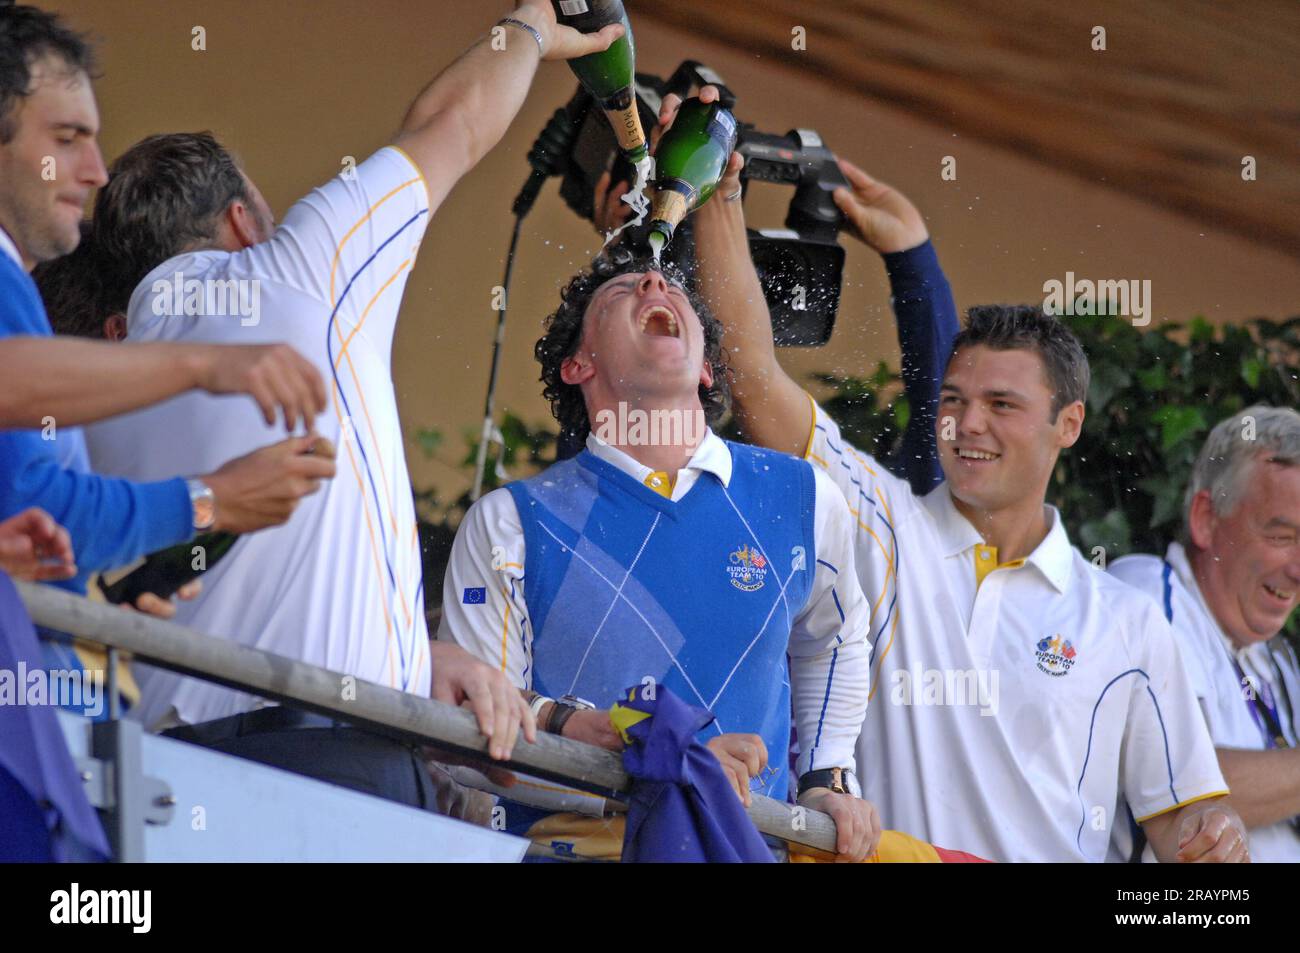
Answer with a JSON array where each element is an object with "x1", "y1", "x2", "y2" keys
[
  {"x1": 638, "y1": 304, "x2": 680, "y2": 339},
  {"x1": 955, "y1": 447, "x2": 1000, "y2": 462},
  {"x1": 1263, "y1": 582, "x2": 1295, "y2": 602}
]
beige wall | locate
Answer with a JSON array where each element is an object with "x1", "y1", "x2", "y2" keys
[{"x1": 51, "y1": 0, "x2": 1300, "y2": 500}]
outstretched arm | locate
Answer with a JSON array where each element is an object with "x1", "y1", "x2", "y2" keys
[
  {"x1": 0, "y1": 338, "x2": 326, "y2": 431},
  {"x1": 693, "y1": 151, "x2": 813, "y2": 457},
  {"x1": 394, "y1": 2, "x2": 622, "y2": 215},
  {"x1": 694, "y1": 154, "x2": 958, "y2": 490},
  {"x1": 831, "y1": 159, "x2": 957, "y2": 493}
]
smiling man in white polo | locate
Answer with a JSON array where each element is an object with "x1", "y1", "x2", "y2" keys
[
  {"x1": 710, "y1": 277, "x2": 1248, "y2": 859},
  {"x1": 695, "y1": 145, "x2": 1248, "y2": 860}
]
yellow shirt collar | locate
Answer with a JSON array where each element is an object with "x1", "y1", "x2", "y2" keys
[{"x1": 973, "y1": 544, "x2": 1026, "y2": 588}]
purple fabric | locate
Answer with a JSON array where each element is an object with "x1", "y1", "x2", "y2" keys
[
  {"x1": 619, "y1": 686, "x2": 774, "y2": 863},
  {"x1": 0, "y1": 572, "x2": 109, "y2": 860}
]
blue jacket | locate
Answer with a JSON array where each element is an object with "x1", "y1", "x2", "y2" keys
[
  {"x1": 0, "y1": 251, "x2": 192, "y2": 593},
  {"x1": 0, "y1": 571, "x2": 111, "y2": 860}
]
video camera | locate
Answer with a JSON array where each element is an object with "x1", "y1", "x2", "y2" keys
[{"x1": 552, "y1": 61, "x2": 850, "y2": 346}]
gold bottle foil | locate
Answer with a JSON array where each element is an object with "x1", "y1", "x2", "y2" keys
[
  {"x1": 649, "y1": 188, "x2": 690, "y2": 234},
  {"x1": 603, "y1": 101, "x2": 648, "y2": 156}
]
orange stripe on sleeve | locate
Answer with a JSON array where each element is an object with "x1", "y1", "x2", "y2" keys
[
  {"x1": 498, "y1": 585, "x2": 512, "y2": 674},
  {"x1": 802, "y1": 390, "x2": 818, "y2": 460},
  {"x1": 328, "y1": 177, "x2": 423, "y2": 306}
]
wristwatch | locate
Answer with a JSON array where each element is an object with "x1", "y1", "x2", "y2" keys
[
  {"x1": 798, "y1": 766, "x2": 861, "y2": 798},
  {"x1": 545, "y1": 693, "x2": 595, "y2": 736},
  {"x1": 185, "y1": 478, "x2": 217, "y2": 532}
]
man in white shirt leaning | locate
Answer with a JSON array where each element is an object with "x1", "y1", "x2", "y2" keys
[
  {"x1": 80, "y1": 3, "x2": 624, "y2": 808},
  {"x1": 1110, "y1": 406, "x2": 1300, "y2": 861}
]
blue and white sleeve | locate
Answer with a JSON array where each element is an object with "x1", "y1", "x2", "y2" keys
[
  {"x1": 1124, "y1": 601, "x2": 1229, "y2": 823},
  {"x1": 788, "y1": 467, "x2": 872, "y2": 777},
  {"x1": 435, "y1": 488, "x2": 531, "y2": 690}
]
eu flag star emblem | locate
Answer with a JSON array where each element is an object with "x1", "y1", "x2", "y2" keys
[{"x1": 462, "y1": 587, "x2": 487, "y2": 605}]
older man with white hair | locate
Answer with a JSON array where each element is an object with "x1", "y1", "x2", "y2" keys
[{"x1": 1111, "y1": 405, "x2": 1300, "y2": 861}]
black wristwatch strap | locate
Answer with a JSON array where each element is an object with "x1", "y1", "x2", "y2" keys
[
  {"x1": 546, "y1": 700, "x2": 580, "y2": 736},
  {"x1": 798, "y1": 767, "x2": 849, "y2": 796}
]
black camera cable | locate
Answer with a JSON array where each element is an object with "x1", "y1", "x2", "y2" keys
[{"x1": 470, "y1": 107, "x2": 577, "y2": 500}]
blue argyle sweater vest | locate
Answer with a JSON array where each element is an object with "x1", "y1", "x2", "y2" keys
[{"x1": 507, "y1": 441, "x2": 817, "y2": 803}]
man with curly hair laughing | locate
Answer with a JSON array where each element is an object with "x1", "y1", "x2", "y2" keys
[{"x1": 438, "y1": 249, "x2": 880, "y2": 862}]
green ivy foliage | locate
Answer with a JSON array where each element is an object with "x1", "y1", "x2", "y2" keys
[{"x1": 1066, "y1": 315, "x2": 1299, "y2": 558}]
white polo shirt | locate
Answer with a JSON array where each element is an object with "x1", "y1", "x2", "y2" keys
[
  {"x1": 805, "y1": 396, "x2": 1227, "y2": 861},
  {"x1": 1109, "y1": 543, "x2": 1300, "y2": 861},
  {"x1": 84, "y1": 147, "x2": 432, "y2": 728},
  {"x1": 437, "y1": 428, "x2": 873, "y2": 780}
]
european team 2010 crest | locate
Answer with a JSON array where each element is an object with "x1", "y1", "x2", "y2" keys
[
  {"x1": 727, "y1": 544, "x2": 768, "y2": 592},
  {"x1": 1035, "y1": 634, "x2": 1077, "y2": 677}
]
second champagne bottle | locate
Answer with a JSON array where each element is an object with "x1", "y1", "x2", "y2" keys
[{"x1": 647, "y1": 96, "x2": 739, "y2": 259}]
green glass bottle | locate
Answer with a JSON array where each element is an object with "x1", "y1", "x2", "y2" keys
[
  {"x1": 551, "y1": 0, "x2": 649, "y2": 165},
  {"x1": 647, "y1": 97, "x2": 739, "y2": 252},
  {"x1": 98, "y1": 531, "x2": 240, "y2": 606}
]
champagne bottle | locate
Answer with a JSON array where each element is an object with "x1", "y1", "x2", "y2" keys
[
  {"x1": 98, "y1": 531, "x2": 239, "y2": 606},
  {"x1": 647, "y1": 97, "x2": 739, "y2": 254},
  {"x1": 551, "y1": 0, "x2": 649, "y2": 166}
]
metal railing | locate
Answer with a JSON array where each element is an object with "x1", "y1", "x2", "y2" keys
[{"x1": 16, "y1": 582, "x2": 840, "y2": 858}]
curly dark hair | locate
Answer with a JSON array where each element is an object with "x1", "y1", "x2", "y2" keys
[{"x1": 535, "y1": 247, "x2": 730, "y2": 446}]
